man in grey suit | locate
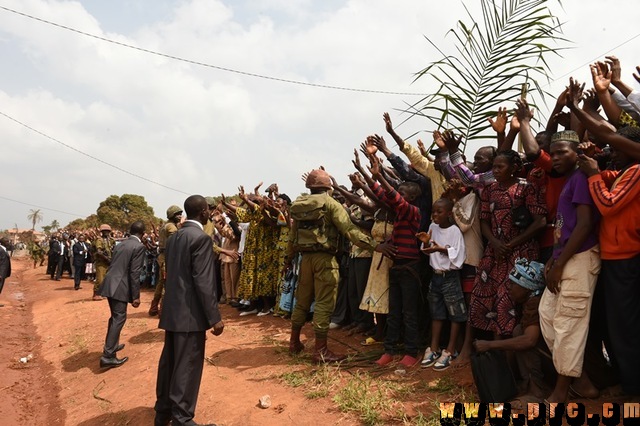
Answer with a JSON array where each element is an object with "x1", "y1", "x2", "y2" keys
[
  {"x1": 0, "y1": 237, "x2": 12, "y2": 307},
  {"x1": 154, "y1": 195, "x2": 224, "y2": 426},
  {"x1": 99, "y1": 221, "x2": 146, "y2": 369}
]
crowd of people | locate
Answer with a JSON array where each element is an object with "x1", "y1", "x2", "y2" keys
[{"x1": 20, "y1": 56, "x2": 640, "y2": 422}]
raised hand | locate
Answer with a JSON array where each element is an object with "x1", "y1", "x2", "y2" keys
[
  {"x1": 417, "y1": 139, "x2": 428, "y2": 156},
  {"x1": 605, "y1": 55, "x2": 622, "y2": 84},
  {"x1": 363, "y1": 137, "x2": 378, "y2": 155},
  {"x1": 367, "y1": 153, "x2": 381, "y2": 177},
  {"x1": 591, "y1": 62, "x2": 611, "y2": 93},
  {"x1": 238, "y1": 185, "x2": 246, "y2": 200},
  {"x1": 254, "y1": 181, "x2": 263, "y2": 195},
  {"x1": 577, "y1": 141, "x2": 597, "y2": 158},
  {"x1": 577, "y1": 153, "x2": 599, "y2": 177},
  {"x1": 352, "y1": 148, "x2": 363, "y2": 171},
  {"x1": 566, "y1": 77, "x2": 585, "y2": 110},
  {"x1": 432, "y1": 131, "x2": 446, "y2": 150},
  {"x1": 582, "y1": 89, "x2": 601, "y2": 113},
  {"x1": 515, "y1": 98, "x2": 534, "y2": 123},
  {"x1": 442, "y1": 130, "x2": 462, "y2": 153},
  {"x1": 487, "y1": 107, "x2": 507, "y2": 133},
  {"x1": 370, "y1": 134, "x2": 389, "y2": 152},
  {"x1": 383, "y1": 112, "x2": 394, "y2": 134},
  {"x1": 634, "y1": 65, "x2": 640, "y2": 84},
  {"x1": 301, "y1": 172, "x2": 309, "y2": 183},
  {"x1": 348, "y1": 172, "x2": 365, "y2": 188}
]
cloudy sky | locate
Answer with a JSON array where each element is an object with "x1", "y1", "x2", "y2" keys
[{"x1": 0, "y1": 0, "x2": 638, "y2": 231}]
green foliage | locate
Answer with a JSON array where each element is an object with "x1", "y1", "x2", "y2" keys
[
  {"x1": 96, "y1": 194, "x2": 159, "y2": 231},
  {"x1": 27, "y1": 208, "x2": 43, "y2": 230},
  {"x1": 410, "y1": 0, "x2": 567, "y2": 151}
]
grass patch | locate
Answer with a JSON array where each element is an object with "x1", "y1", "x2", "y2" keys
[
  {"x1": 66, "y1": 334, "x2": 88, "y2": 355},
  {"x1": 280, "y1": 364, "x2": 342, "y2": 400},
  {"x1": 333, "y1": 372, "x2": 413, "y2": 426}
]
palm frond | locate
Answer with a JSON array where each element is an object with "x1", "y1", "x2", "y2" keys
[{"x1": 409, "y1": 0, "x2": 567, "y2": 152}]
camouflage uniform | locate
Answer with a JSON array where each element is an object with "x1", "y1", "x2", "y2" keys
[
  {"x1": 150, "y1": 221, "x2": 178, "y2": 314},
  {"x1": 288, "y1": 191, "x2": 377, "y2": 362},
  {"x1": 93, "y1": 236, "x2": 115, "y2": 297}
]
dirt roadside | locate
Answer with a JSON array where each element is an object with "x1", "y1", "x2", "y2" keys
[{"x1": 1, "y1": 255, "x2": 618, "y2": 425}]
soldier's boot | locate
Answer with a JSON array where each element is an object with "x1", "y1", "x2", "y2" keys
[
  {"x1": 148, "y1": 296, "x2": 160, "y2": 316},
  {"x1": 289, "y1": 326, "x2": 304, "y2": 355},
  {"x1": 312, "y1": 337, "x2": 346, "y2": 363}
]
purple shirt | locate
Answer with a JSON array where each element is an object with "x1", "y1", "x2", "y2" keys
[{"x1": 552, "y1": 169, "x2": 599, "y2": 260}]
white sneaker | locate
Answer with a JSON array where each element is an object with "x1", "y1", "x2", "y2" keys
[
  {"x1": 329, "y1": 322, "x2": 342, "y2": 330},
  {"x1": 239, "y1": 309, "x2": 258, "y2": 316},
  {"x1": 421, "y1": 347, "x2": 440, "y2": 368}
]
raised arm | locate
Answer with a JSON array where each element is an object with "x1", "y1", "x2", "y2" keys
[
  {"x1": 515, "y1": 98, "x2": 539, "y2": 158},
  {"x1": 567, "y1": 78, "x2": 640, "y2": 161},
  {"x1": 383, "y1": 112, "x2": 405, "y2": 149},
  {"x1": 487, "y1": 107, "x2": 507, "y2": 149},
  {"x1": 591, "y1": 62, "x2": 622, "y2": 127}
]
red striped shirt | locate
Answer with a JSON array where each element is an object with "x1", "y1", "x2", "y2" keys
[{"x1": 372, "y1": 183, "x2": 421, "y2": 259}]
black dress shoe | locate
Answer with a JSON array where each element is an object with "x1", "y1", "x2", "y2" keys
[
  {"x1": 100, "y1": 356, "x2": 128, "y2": 369},
  {"x1": 115, "y1": 343, "x2": 125, "y2": 352}
]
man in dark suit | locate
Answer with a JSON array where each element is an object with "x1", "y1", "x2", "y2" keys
[
  {"x1": 98, "y1": 221, "x2": 146, "y2": 369},
  {"x1": 154, "y1": 195, "x2": 224, "y2": 426},
  {"x1": 0, "y1": 237, "x2": 12, "y2": 307},
  {"x1": 72, "y1": 234, "x2": 89, "y2": 290},
  {"x1": 48, "y1": 234, "x2": 61, "y2": 279}
]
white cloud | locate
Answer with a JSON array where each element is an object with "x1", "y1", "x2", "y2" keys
[{"x1": 0, "y1": 0, "x2": 638, "y2": 230}]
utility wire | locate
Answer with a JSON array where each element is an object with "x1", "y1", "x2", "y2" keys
[
  {"x1": 0, "y1": 110, "x2": 190, "y2": 195},
  {"x1": 0, "y1": 195, "x2": 86, "y2": 218},
  {"x1": 546, "y1": 31, "x2": 640, "y2": 86},
  {"x1": 0, "y1": 4, "x2": 427, "y2": 97}
]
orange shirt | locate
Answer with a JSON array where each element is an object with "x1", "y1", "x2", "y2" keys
[{"x1": 588, "y1": 164, "x2": 640, "y2": 260}]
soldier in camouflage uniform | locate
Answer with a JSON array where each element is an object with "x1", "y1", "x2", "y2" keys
[
  {"x1": 287, "y1": 169, "x2": 395, "y2": 363},
  {"x1": 92, "y1": 224, "x2": 116, "y2": 301},
  {"x1": 149, "y1": 205, "x2": 182, "y2": 316}
]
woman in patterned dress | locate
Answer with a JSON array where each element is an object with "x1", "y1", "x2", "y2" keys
[{"x1": 469, "y1": 150, "x2": 547, "y2": 337}]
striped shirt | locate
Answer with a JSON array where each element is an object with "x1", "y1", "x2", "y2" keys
[
  {"x1": 371, "y1": 182, "x2": 421, "y2": 259},
  {"x1": 588, "y1": 164, "x2": 640, "y2": 260}
]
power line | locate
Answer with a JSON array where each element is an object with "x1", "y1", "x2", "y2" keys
[
  {"x1": 0, "y1": 195, "x2": 86, "y2": 218},
  {"x1": 0, "y1": 4, "x2": 427, "y2": 97},
  {"x1": 546, "y1": 31, "x2": 640, "y2": 87},
  {"x1": 0, "y1": 110, "x2": 190, "y2": 195}
]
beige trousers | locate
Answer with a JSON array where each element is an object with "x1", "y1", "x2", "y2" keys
[{"x1": 539, "y1": 245, "x2": 601, "y2": 377}]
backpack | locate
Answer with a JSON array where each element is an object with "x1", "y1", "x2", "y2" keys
[{"x1": 290, "y1": 194, "x2": 338, "y2": 254}]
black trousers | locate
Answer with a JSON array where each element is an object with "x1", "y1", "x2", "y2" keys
[
  {"x1": 602, "y1": 255, "x2": 640, "y2": 395},
  {"x1": 73, "y1": 261, "x2": 85, "y2": 289},
  {"x1": 347, "y1": 257, "x2": 373, "y2": 327},
  {"x1": 103, "y1": 298, "x2": 127, "y2": 358},
  {"x1": 155, "y1": 330, "x2": 206, "y2": 426},
  {"x1": 385, "y1": 259, "x2": 422, "y2": 357}
]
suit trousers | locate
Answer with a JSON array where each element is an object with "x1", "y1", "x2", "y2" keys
[
  {"x1": 73, "y1": 261, "x2": 85, "y2": 289},
  {"x1": 103, "y1": 298, "x2": 128, "y2": 358},
  {"x1": 155, "y1": 330, "x2": 206, "y2": 426}
]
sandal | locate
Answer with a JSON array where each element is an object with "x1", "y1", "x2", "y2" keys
[{"x1": 360, "y1": 337, "x2": 382, "y2": 346}]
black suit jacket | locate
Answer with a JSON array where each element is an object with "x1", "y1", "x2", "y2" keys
[
  {"x1": 98, "y1": 236, "x2": 145, "y2": 303},
  {"x1": 72, "y1": 241, "x2": 90, "y2": 266},
  {"x1": 159, "y1": 221, "x2": 221, "y2": 332},
  {"x1": 0, "y1": 246, "x2": 11, "y2": 285}
]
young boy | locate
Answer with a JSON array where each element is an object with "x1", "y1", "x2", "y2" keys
[
  {"x1": 355, "y1": 152, "x2": 422, "y2": 368},
  {"x1": 420, "y1": 198, "x2": 467, "y2": 371}
]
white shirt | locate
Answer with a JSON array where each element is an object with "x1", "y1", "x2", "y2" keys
[
  {"x1": 425, "y1": 223, "x2": 466, "y2": 271},
  {"x1": 185, "y1": 219, "x2": 204, "y2": 230}
]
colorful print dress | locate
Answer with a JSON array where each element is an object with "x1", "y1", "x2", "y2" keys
[{"x1": 469, "y1": 179, "x2": 546, "y2": 336}]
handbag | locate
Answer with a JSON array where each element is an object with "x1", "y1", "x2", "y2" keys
[
  {"x1": 471, "y1": 350, "x2": 518, "y2": 402},
  {"x1": 511, "y1": 204, "x2": 533, "y2": 229}
]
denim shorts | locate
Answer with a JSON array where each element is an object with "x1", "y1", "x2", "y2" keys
[{"x1": 427, "y1": 270, "x2": 467, "y2": 322}]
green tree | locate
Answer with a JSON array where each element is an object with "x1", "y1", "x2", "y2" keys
[
  {"x1": 50, "y1": 219, "x2": 60, "y2": 232},
  {"x1": 27, "y1": 209, "x2": 43, "y2": 231},
  {"x1": 96, "y1": 194, "x2": 158, "y2": 231},
  {"x1": 42, "y1": 225, "x2": 53, "y2": 236},
  {"x1": 410, "y1": 0, "x2": 567, "y2": 152}
]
